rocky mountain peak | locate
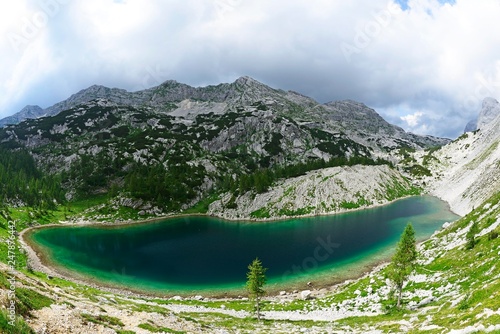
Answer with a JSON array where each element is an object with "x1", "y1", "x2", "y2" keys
[
  {"x1": 159, "y1": 79, "x2": 180, "y2": 86},
  {"x1": 0, "y1": 105, "x2": 44, "y2": 127},
  {"x1": 234, "y1": 76, "x2": 260, "y2": 86},
  {"x1": 20, "y1": 104, "x2": 43, "y2": 114},
  {"x1": 463, "y1": 119, "x2": 477, "y2": 133},
  {"x1": 477, "y1": 97, "x2": 500, "y2": 130},
  {"x1": 232, "y1": 76, "x2": 276, "y2": 92},
  {"x1": 464, "y1": 97, "x2": 500, "y2": 132}
]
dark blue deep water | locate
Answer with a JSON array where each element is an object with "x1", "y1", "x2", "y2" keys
[{"x1": 27, "y1": 196, "x2": 459, "y2": 294}]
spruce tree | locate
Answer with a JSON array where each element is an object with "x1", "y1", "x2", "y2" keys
[
  {"x1": 466, "y1": 220, "x2": 479, "y2": 249},
  {"x1": 389, "y1": 223, "x2": 418, "y2": 309},
  {"x1": 246, "y1": 257, "x2": 267, "y2": 320}
]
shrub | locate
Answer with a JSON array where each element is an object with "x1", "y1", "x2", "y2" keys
[{"x1": 466, "y1": 221, "x2": 479, "y2": 250}]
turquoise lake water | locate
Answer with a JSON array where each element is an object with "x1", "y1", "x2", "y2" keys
[{"x1": 27, "y1": 196, "x2": 459, "y2": 294}]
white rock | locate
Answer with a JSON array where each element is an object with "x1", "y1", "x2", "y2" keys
[
  {"x1": 301, "y1": 290, "x2": 312, "y2": 300},
  {"x1": 418, "y1": 296, "x2": 435, "y2": 307}
]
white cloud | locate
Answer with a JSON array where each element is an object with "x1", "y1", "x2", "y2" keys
[
  {"x1": 401, "y1": 111, "x2": 424, "y2": 127},
  {"x1": 1, "y1": 0, "x2": 500, "y2": 138}
]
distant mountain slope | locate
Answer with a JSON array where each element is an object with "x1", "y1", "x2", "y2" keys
[
  {"x1": 1, "y1": 77, "x2": 449, "y2": 151},
  {"x1": 0, "y1": 77, "x2": 452, "y2": 216},
  {"x1": 420, "y1": 97, "x2": 500, "y2": 215},
  {"x1": 0, "y1": 105, "x2": 44, "y2": 127}
]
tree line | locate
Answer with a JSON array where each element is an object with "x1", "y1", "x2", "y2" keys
[
  {"x1": 222, "y1": 155, "x2": 393, "y2": 195},
  {"x1": 0, "y1": 147, "x2": 64, "y2": 211}
]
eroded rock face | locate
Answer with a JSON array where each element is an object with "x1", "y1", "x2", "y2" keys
[
  {"x1": 420, "y1": 97, "x2": 500, "y2": 215},
  {"x1": 464, "y1": 97, "x2": 500, "y2": 133},
  {"x1": 208, "y1": 165, "x2": 417, "y2": 220},
  {"x1": 477, "y1": 97, "x2": 500, "y2": 130}
]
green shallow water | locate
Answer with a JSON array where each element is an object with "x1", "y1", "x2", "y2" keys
[{"x1": 27, "y1": 196, "x2": 459, "y2": 294}]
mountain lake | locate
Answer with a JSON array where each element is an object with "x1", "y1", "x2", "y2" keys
[{"x1": 25, "y1": 195, "x2": 459, "y2": 295}]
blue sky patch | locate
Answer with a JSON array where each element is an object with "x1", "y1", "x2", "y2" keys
[{"x1": 395, "y1": 0, "x2": 457, "y2": 11}]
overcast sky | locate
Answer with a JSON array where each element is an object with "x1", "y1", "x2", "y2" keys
[{"x1": 1, "y1": 0, "x2": 500, "y2": 138}]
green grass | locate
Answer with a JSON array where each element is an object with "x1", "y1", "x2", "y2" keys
[
  {"x1": 81, "y1": 313, "x2": 125, "y2": 328},
  {"x1": 384, "y1": 177, "x2": 421, "y2": 201},
  {"x1": 0, "y1": 309, "x2": 35, "y2": 334},
  {"x1": 15, "y1": 287, "x2": 54, "y2": 317},
  {"x1": 151, "y1": 298, "x2": 254, "y2": 312},
  {"x1": 184, "y1": 194, "x2": 220, "y2": 214},
  {"x1": 250, "y1": 207, "x2": 271, "y2": 219},
  {"x1": 276, "y1": 206, "x2": 314, "y2": 216},
  {"x1": 137, "y1": 322, "x2": 185, "y2": 333},
  {"x1": 466, "y1": 139, "x2": 499, "y2": 169},
  {"x1": 340, "y1": 194, "x2": 372, "y2": 209}
]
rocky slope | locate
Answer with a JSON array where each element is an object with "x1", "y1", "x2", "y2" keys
[
  {"x1": 418, "y1": 97, "x2": 500, "y2": 215},
  {"x1": 209, "y1": 165, "x2": 419, "y2": 220},
  {"x1": 0, "y1": 77, "x2": 449, "y2": 217}
]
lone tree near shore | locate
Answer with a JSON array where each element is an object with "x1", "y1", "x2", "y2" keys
[
  {"x1": 389, "y1": 223, "x2": 418, "y2": 309},
  {"x1": 246, "y1": 257, "x2": 267, "y2": 320}
]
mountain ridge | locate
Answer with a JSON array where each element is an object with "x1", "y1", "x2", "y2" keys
[
  {"x1": 0, "y1": 77, "x2": 449, "y2": 150},
  {"x1": 0, "y1": 76, "x2": 451, "y2": 217}
]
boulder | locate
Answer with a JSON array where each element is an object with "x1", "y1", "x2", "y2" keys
[{"x1": 301, "y1": 290, "x2": 312, "y2": 300}]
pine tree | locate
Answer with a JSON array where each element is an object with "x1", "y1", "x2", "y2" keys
[
  {"x1": 466, "y1": 220, "x2": 479, "y2": 249},
  {"x1": 246, "y1": 257, "x2": 267, "y2": 320},
  {"x1": 389, "y1": 223, "x2": 418, "y2": 309}
]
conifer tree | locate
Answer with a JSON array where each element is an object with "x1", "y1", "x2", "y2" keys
[
  {"x1": 246, "y1": 257, "x2": 267, "y2": 320},
  {"x1": 466, "y1": 220, "x2": 479, "y2": 249},
  {"x1": 389, "y1": 223, "x2": 418, "y2": 309}
]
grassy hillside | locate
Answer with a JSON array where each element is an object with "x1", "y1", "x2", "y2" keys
[{"x1": 0, "y1": 191, "x2": 498, "y2": 333}]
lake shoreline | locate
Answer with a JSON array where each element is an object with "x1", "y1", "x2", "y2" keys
[
  {"x1": 19, "y1": 194, "x2": 459, "y2": 300},
  {"x1": 21, "y1": 225, "x2": 392, "y2": 300},
  {"x1": 24, "y1": 193, "x2": 454, "y2": 230}
]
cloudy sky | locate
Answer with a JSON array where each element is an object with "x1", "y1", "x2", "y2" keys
[{"x1": 1, "y1": 0, "x2": 500, "y2": 138}]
